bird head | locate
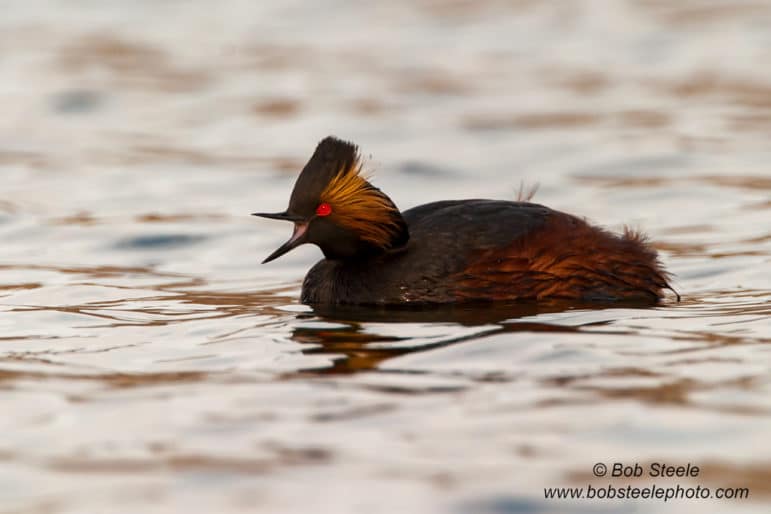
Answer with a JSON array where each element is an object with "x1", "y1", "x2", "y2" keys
[{"x1": 254, "y1": 136, "x2": 409, "y2": 263}]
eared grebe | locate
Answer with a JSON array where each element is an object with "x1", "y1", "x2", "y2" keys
[{"x1": 254, "y1": 136, "x2": 678, "y2": 305}]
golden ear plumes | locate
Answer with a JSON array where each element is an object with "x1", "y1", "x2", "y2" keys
[{"x1": 320, "y1": 158, "x2": 404, "y2": 248}]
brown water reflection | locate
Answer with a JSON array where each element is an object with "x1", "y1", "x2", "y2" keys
[
  {"x1": 293, "y1": 302, "x2": 630, "y2": 375},
  {"x1": 60, "y1": 34, "x2": 212, "y2": 92}
]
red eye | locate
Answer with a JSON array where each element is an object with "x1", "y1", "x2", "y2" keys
[{"x1": 316, "y1": 202, "x2": 332, "y2": 216}]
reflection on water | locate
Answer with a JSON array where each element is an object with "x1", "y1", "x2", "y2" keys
[
  {"x1": 2, "y1": 0, "x2": 771, "y2": 513},
  {"x1": 292, "y1": 302, "x2": 641, "y2": 376}
]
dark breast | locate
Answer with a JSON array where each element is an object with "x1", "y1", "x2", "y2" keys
[{"x1": 301, "y1": 200, "x2": 672, "y2": 305}]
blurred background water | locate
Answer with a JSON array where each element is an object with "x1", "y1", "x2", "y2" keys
[{"x1": 1, "y1": 1, "x2": 770, "y2": 513}]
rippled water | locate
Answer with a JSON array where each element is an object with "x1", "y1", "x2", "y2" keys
[{"x1": 1, "y1": 1, "x2": 770, "y2": 513}]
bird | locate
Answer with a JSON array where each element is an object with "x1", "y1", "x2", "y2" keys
[{"x1": 253, "y1": 136, "x2": 678, "y2": 306}]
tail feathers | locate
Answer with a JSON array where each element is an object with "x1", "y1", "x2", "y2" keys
[{"x1": 622, "y1": 226, "x2": 680, "y2": 302}]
